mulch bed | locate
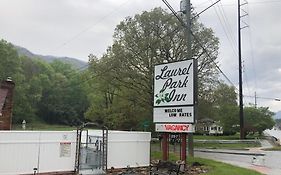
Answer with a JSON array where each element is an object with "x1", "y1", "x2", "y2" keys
[{"x1": 106, "y1": 160, "x2": 208, "y2": 175}]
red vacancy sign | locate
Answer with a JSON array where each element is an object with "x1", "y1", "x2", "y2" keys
[{"x1": 155, "y1": 123, "x2": 194, "y2": 133}]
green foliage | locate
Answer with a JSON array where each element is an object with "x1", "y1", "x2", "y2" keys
[
  {"x1": 198, "y1": 82, "x2": 239, "y2": 134},
  {"x1": 0, "y1": 39, "x2": 21, "y2": 79},
  {"x1": 37, "y1": 61, "x2": 89, "y2": 125},
  {"x1": 244, "y1": 106, "x2": 275, "y2": 135},
  {"x1": 86, "y1": 7, "x2": 220, "y2": 130},
  {"x1": 0, "y1": 39, "x2": 89, "y2": 125},
  {"x1": 189, "y1": 157, "x2": 262, "y2": 175}
]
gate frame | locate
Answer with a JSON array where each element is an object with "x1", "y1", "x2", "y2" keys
[{"x1": 74, "y1": 123, "x2": 108, "y2": 174}]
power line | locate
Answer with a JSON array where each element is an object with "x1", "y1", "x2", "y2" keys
[
  {"x1": 194, "y1": 0, "x2": 239, "y2": 88},
  {"x1": 242, "y1": 60, "x2": 251, "y2": 104},
  {"x1": 246, "y1": 2, "x2": 258, "y2": 91},
  {"x1": 192, "y1": 0, "x2": 221, "y2": 20},
  {"x1": 196, "y1": 0, "x2": 213, "y2": 8},
  {"x1": 162, "y1": 0, "x2": 237, "y2": 88},
  {"x1": 209, "y1": 0, "x2": 238, "y2": 58},
  {"x1": 52, "y1": 0, "x2": 131, "y2": 52},
  {"x1": 244, "y1": 95, "x2": 281, "y2": 101},
  {"x1": 218, "y1": 0, "x2": 281, "y2": 6},
  {"x1": 191, "y1": 31, "x2": 237, "y2": 88},
  {"x1": 54, "y1": 14, "x2": 187, "y2": 92},
  {"x1": 217, "y1": 1, "x2": 238, "y2": 54}
]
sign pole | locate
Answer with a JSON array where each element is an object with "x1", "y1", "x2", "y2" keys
[
  {"x1": 181, "y1": 133, "x2": 187, "y2": 163},
  {"x1": 162, "y1": 133, "x2": 169, "y2": 161},
  {"x1": 187, "y1": 133, "x2": 193, "y2": 157}
]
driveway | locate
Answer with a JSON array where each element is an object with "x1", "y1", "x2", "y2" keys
[{"x1": 195, "y1": 139, "x2": 281, "y2": 175}]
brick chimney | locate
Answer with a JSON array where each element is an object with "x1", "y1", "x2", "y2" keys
[{"x1": 0, "y1": 77, "x2": 15, "y2": 130}]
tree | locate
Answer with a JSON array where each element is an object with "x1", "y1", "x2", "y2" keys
[
  {"x1": 0, "y1": 39, "x2": 89, "y2": 125},
  {"x1": 0, "y1": 40, "x2": 35, "y2": 123},
  {"x1": 38, "y1": 61, "x2": 89, "y2": 125},
  {"x1": 0, "y1": 40, "x2": 21, "y2": 80},
  {"x1": 244, "y1": 106, "x2": 275, "y2": 135},
  {"x1": 197, "y1": 82, "x2": 239, "y2": 134},
  {"x1": 87, "y1": 7, "x2": 220, "y2": 130}
]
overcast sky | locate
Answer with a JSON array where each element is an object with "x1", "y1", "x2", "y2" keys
[{"x1": 0, "y1": 0, "x2": 281, "y2": 112}]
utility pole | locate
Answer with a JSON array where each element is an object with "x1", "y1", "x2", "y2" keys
[
  {"x1": 181, "y1": 0, "x2": 193, "y2": 157},
  {"x1": 238, "y1": 0, "x2": 245, "y2": 139}
]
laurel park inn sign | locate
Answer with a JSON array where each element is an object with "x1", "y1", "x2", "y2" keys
[{"x1": 153, "y1": 59, "x2": 197, "y2": 132}]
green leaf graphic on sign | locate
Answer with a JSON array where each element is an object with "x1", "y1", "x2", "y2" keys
[{"x1": 155, "y1": 91, "x2": 170, "y2": 104}]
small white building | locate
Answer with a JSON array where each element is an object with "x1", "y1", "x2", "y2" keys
[
  {"x1": 196, "y1": 118, "x2": 223, "y2": 135},
  {"x1": 208, "y1": 123, "x2": 223, "y2": 135}
]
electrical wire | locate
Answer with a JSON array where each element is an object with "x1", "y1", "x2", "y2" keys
[
  {"x1": 242, "y1": 60, "x2": 251, "y2": 104},
  {"x1": 246, "y1": 1, "x2": 258, "y2": 91},
  {"x1": 52, "y1": 0, "x2": 131, "y2": 52},
  {"x1": 217, "y1": 1, "x2": 238, "y2": 54},
  {"x1": 221, "y1": 0, "x2": 281, "y2": 6},
  {"x1": 208, "y1": 0, "x2": 238, "y2": 62},
  {"x1": 192, "y1": 0, "x2": 221, "y2": 20},
  {"x1": 162, "y1": 0, "x2": 237, "y2": 88}
]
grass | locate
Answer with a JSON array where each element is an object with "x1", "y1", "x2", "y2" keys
[
  {"x1": 194, "y1": 133, "x2": 262, "y2": 140},
  {"x1": 12, "y1": 123, "x2": 77, "y2": 131},
  {"x1": 194, "y1": 134, "x2": 240, "y2": 140},
  {"x1": 189, "y1": 157, "x2": 263, "y2": 175},
  {"x1": 151, "y1": 151, "x2": 263, "y2": 175},
  {"x1": 151, "y1": 141, "x2": 260, "y2": 151},
  {"x1": 194, "y1": 142, "x2": 260, "y2": 149}
]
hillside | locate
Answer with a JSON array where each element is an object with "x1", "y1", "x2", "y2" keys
[{"x1": 14, "y1": 45, "x2": 88, "y2": 69}]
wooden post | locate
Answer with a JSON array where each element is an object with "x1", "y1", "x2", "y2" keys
[
  {"x1": 162, "y1": 133, "x2": 169, "y2": 161},
  {"x1": 181, "y1": 133, "x2": 187, "y2": 162}
]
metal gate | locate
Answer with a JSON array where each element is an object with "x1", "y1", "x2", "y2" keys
[{"x1": 75, "y1": 125, "x2": 108, "y2": 175}]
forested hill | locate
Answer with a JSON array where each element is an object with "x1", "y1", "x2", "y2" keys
[
  {"x1": 14, "y1": 45, "x2": 87, "y2": 69},
  {"x1": 0, "y1": 39, "x2": 90, "y2": 126}
]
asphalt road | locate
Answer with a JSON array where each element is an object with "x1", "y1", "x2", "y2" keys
[
  {"x1": 151, "y1": 139, "x2": 281, "y2": 174},
  {"x1": 195, "y1": 149, "x2": 281, "y2": 175}
]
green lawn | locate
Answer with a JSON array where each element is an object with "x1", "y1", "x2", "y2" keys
[
  {"x1": 194, "y1": 133, "x2": 262, "y2": 140},
  {"x1": 151, "y1": 141, "x2": 260, "y2": 151},
  {"x1": 190, "y1": 157, "x2": 262, "y2": 175},
  {"x1": 194, "y1": 142, "x2": 260, "y2": 149},
  {"x1": 194, "y1": 134, "x2": 240, "y2": 140},
  {"x1": 12, "y1": 123, "x2": 77, "y2": 131},
  {"x1": 151, "y1": 151, "x2": 262, "y2": 175}
]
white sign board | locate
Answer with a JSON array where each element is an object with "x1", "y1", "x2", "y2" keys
[
  {"x1": 153, "y1": 59, "x2": 195, "y2": 124},
  {"x1": 153, "y1": 106, "x2": 194, "y2": 123},
  {"x1": 154, "y1": 59, "x2": 194, "y2": 106},
  {"x1": 155, "y1": 123, "x2": 194, "y2": 133},
  {"x1": 60, "y1": 142, "x2": 71, "y2": 157}
]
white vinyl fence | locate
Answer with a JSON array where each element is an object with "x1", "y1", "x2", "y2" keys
[
  {"x1": 0, "y1": 130, "x2": 151, "y2": 175},
  {"x1": 0, "y1": 131, "x2": 77, "y2": 175}
]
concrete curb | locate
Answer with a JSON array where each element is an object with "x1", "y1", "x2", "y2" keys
[{"x1": 195, "y1": 149, "x2": 265, "y2": 156}]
